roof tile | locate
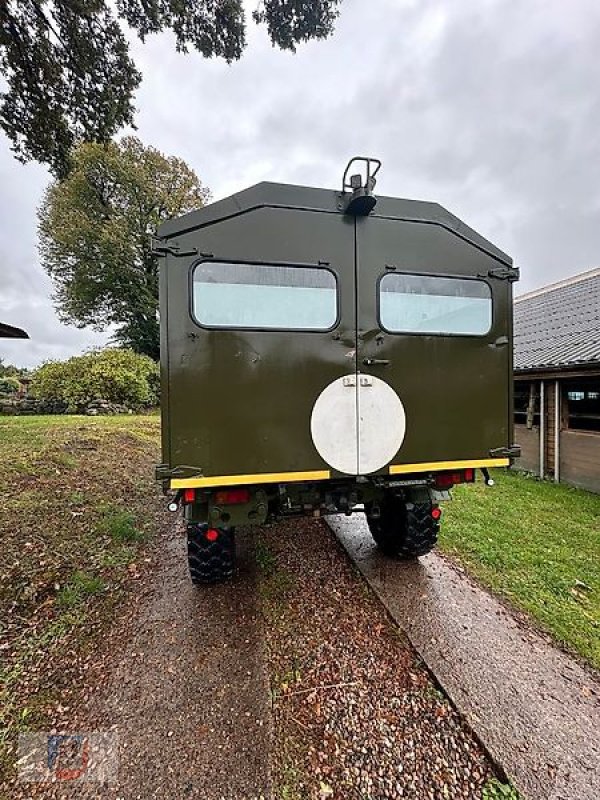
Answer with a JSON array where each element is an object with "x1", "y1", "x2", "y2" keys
[{"x1": 514, "y1": 270, "x2": 600, "y2": 370}]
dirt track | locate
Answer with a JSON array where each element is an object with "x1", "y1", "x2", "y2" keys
[
  {"x1": 19, "y1": 523, "x2": 272, "y2": 800},
  {"x1": 12, "y1": 514, "x2": 600, "y2": 799}
]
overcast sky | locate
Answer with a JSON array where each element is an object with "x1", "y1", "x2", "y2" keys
[{"x1": 2, "y1": 0, "x2": 600, "y2": 368}]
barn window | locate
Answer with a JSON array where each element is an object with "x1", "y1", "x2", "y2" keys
[
  {"x1": 192, "y1": 261, "x2": 338, "y2": 331},
  {"x1": 514, "y1": 381, "x2": 540, "y2": 427},
  {"x1": 564, "y1": 378, "x2": 600, "y2": 432},
  {"x1": 379, "y1": 274, "x2": 492, "y2": 336}
]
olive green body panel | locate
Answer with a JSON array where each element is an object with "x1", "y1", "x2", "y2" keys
[
  {"x1": 356, "y1": 216, "x2": 512, "y2": 467},
  {"x1": 158, "y1": 182, "x2": 514, "y2": 484},
  {"x1": 161, "y1": 207, "x2": 357, "y2": 477}
]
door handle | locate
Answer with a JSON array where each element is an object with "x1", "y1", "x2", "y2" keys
[{"x1": 363, "y1": 358, "x2": 390, "y2": 366}]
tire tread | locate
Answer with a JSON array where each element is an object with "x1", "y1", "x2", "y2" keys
[
  {"x1": 187, "y1": 524, "x2": 235, "y2": 585},
  {"x1": 367, "y1": 496, "x2": 439, "y2": 559}
]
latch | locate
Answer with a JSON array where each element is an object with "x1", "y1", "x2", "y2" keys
[
  {"x1": 155, "y1": 463, "x2": 205, "y2": 480},
  {"x1": 343, "y1": 376, "x2": 356, "y2": 387},
  {"x1": 359, "y1": 376, "x2": 373, "y2": 387},
  {"x1": 482, "y1": 266, "x2": 520, "y2": 282},
  {"x1": 489, "y1": 445, "x2": 521, "y2": 458},
  {"x1": 150, "y1": 236, "x2": 198, "y2": 258},
  {"x1": 363, "y1": 358, "x2": 390, "y2": 366}
]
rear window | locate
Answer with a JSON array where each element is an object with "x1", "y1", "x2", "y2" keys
[
  {"x1": 379, "y1": 273, "x2": 492, "y2": 336},
  {"x1": 192, "y1": 261, "x2": 338, "y2": 331}
]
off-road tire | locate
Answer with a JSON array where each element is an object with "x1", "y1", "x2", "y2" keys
[
  {"x1": 187, "y1": 523, "x2": 235, "y2": 585},
  {"x1": 366, "y1": 495, "x2": 439, "y2": 559}
]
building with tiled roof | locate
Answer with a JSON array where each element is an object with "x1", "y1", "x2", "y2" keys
[{"x1": 513, "y1": 268, "x2": 600, "y2": 492}]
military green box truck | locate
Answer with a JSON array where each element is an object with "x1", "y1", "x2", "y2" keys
[{"x1": 155, "y1": 159, "x2": 519, "y2": 584}]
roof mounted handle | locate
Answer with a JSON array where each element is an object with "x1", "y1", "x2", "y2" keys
[{"x1": 342, "y1": 156, "x2": 382, "y2": 216}]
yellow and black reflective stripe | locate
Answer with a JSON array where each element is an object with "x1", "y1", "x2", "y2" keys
[
  {"x1": 171, "y1": 469, "x2": 330, "y2": 490},
  {"x1": 171, "y1": 458, "x2": 509, "y2": 489},
  {"x1": 389, "y1": 458, "x2": 509, "y2": 475}
]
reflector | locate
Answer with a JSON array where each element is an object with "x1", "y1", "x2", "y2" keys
[
  {"x1": 214, "y1": 489, "x2": 250, "y2": 505},
  {"x1": 183, "y1": 488, "x2": 195, "y2": 504}
]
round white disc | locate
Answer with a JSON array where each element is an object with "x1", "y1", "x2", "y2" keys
[{"x1": 310, "y1": 374, "x2": 406, "y2": 475}]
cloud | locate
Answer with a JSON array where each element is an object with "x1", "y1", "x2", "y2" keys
[
  {"x1": 2, "y1": 0, "x2": 600, "y2": 367},
  {"x1": 0, "y1": 143, "x2": 110, "y2": 368}
]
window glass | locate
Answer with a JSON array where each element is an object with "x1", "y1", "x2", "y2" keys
[
  {"x1": 514, "y1": 382, "x2": 540, "y2": 428},
  {"x1": 192, "y1": 262, "x2": 337, "y2": 330},
  {"x1": 379, "y1": 273, "x2": 492, "y2": 335},
  {"x1": 565, "y1": 379, "x2": 600, "y2": 432}
]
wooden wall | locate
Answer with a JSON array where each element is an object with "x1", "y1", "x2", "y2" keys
[
  {"x1": 514, "y1": 424, "x2": 540, "y2": 474},
  {"x1": 560, "y1": 430, "x2": 600, "y2": 494},
  {"x1": 514, "y1": 374, "x2": 600, "y2": 494}
]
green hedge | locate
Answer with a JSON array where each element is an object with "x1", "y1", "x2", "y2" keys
[
  {"x1": 0, "y1": 376, "x2": 20, "y2": 395},
  {"x1": 31, "y1": 349, "x2": 159, "y2": 411}
]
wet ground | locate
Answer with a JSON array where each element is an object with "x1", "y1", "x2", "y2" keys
[
  {"x1": 19, "y1": 524, "x2": 272, "y2": 800},
  {"x1": 328, "y1": 513, "x2": 600, "y2": 800},
  {"x1": 12, "y1": 514, "x2": 600, "y2": 799},
  {"x1": 259, "y1": 518, "x2": 497, "y2": 799}
]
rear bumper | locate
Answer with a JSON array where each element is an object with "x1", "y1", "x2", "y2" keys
[{"x1": 158, "y1": 457, "x2": 510, "y2": 491}]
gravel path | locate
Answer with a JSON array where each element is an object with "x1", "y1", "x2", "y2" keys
[
  {"x1": 328, "y1": 513, "x2": 600, "y2": 800},
  {"x1": 259, "y1": 518, "x2": 499, "y2": 799},
  {"x1": 18, "y1": 522, "x2": 272, "y2": 800}
]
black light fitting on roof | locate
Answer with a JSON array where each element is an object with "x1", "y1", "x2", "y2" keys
[{"x1": 342, "y1": 156, "x2": 381, "y2": 216}]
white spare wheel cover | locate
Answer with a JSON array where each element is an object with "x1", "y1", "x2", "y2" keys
[{"x1": 310, "y1": 374, "x2": 406, "y2": 475}]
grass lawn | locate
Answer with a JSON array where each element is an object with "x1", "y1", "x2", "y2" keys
[
  {"x1": 441, "y1": 469, "x2": 600, "y2": 670},
  {"x1": 0, "y1": 414, "x2": 162, "y2": 783}
]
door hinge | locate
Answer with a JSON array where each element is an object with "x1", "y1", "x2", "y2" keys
[
  {"x1": 482, "y1": 266, "x2": 520, "y2": 282},
  {"x1": 150, "y1": 237, "x2": 198, "y2": 258},
  {"x1": 155, "y1": 464, "x2": 204, "y2": 480},
  {"x1": 489, "y1": 445, "x2": 521, "y2": 459}
]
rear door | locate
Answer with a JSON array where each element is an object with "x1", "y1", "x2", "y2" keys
[
  {"x1": 166, "y1": 207, "x2": 360, "y2": 481},
  {"x1": 355, "y1": 215, "x2": 511, "y2": 474}
]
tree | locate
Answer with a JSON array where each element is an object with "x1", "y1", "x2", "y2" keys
[
  {"x1": 0, "y1": 1, "x2": 342, "y2": 177},
  {"x1": 38, "y1": 136, "x2": 209, "y2": 360},
  {"x1": 0, "y1": 358, "x2": 25, "y2": 378}
]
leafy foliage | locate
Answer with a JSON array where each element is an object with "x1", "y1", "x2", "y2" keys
[
  {"x1": 38, "y1": 136, "x2": 208, "y2": 358},
  {"x1": 253, "y1": 0, "x2": 341, "y2": 51},
  {"x1": 0, "y1": 358, "x2": 26, "y2": 378},
  {"x1": 30, "y1": 348, "x2": 159, "y2": 410},
  {"x1": 0, "y1": 376, "x2": 20, "y2": 395},
  {"x1": 0, "y1": 0, "x2": 342, "y2": 176},
  {"x1": 0, "y1": 1, "x2": 140, "y2": 179}
]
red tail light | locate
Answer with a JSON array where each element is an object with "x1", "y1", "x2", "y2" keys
[
  {"x1": 435, "y1": 469, "x2": 476, "y2": 489},
  {"x1": 183, "y1": 488, "x2": 196, "y2": 504},
  {"x1": 431, "y1": 507, "x2": 442, "y2": 520},
  {"x1": 214, "y1": 489, "x2": 250, "y2": 505},
  {"x1": 206, "y1": 528, "x2": 219, "y2": 542}
]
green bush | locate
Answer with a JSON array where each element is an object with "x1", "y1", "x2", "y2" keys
[
  {"x1": 31, "y1": 348, "x2": 159, "y2": 411},
  {"x1": 0, "y1": 376, "x2": 20, "y2": 395}
]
